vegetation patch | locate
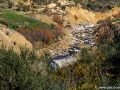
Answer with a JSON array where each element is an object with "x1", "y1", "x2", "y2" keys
[
  {"x1": 0, "y1": 45, "x2": 67, "y2": 90},
  {"x1": 49, "y1": 20, "x2": 120, "y2": 90},
  {"x1": 0, "y1": 9, "x2": 55, "y2": 30},
  {"x1": 112, "y1": 19, "x2": 120, "y2": 23},
  {"x1": 74, "y1": 0, "x2": 119, "y2": 12},
  {"x1": 18, "y1": 27, "x2": 64, "y2": 49}
]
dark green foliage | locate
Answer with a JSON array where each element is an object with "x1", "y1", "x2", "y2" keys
[
  {"x1": 0, "y1": 46, "x2": 40, "y2": 90},
  {"x1": 93, "y1": 20, "x2": 120, "y2": 85},
  {"x1": 0, "y1": 19, "x2": 8, "y2": 27},
  {"x1": 61, "y1": 6, "x2": 66, "y2": 11},
  {"x1": 0, "y1": 45, "x2": 67, "y2": 90},
  {"x1": 74, "y1": 0, "x2": 120, "y2": 12},
  {"x1": 81, "y1": 48, "x2": 92, "y2": 64},
  {"x1": 107, "y1": 5, "x2": 112, "y2": 10},
  {"x1": 33, "y1": 0, "x2": 57, "y2": 5},
  {"x1": 22, "y1": 5, "x2": 30, "y2": 12},
  {"x1": 103, "y1": 34, "x2": 120, "y2": 76}
]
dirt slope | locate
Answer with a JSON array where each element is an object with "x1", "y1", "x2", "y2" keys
[
  {"x1": 35, "y1": 14, "x2": 57, "y2": 25},
  {"x1": 64, "y1": 6, "x2": 95, "y2": 25},
  {"x1": 0, "y1": 24, "x2": 32, "y2": 52},
  {"x1": 64, "y1": 6, "x2": 120, "y2": 26}
]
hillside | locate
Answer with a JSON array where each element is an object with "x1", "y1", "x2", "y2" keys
[
  {"x1": 64, "y1": 5, "x2": 120, "y2": 26},
  {"x1": 0, "y1": 0, "x2": 120, "y2": 55},
  {"x1": 74, "y1": 0, "x2": 120, "y2": 11},
  {"x1": 0, "y1": 0, "x2": 120, "y2": 54},
  {"x1": 0, "y1": 0, "x2": 120, "y2": 90},
  {"x1": 1, "y1": 0, "x2": 120, "y2": 24},
  {"x1": 0, "y1": 24, "x2": 32, "y2": 52}
]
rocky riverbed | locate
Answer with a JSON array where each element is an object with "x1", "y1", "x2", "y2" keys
[
  {"x1": 70, "y1": 23, "x2": 96, "y2": 47},
  {"x1": 47, "y1": 23, "x2": 96, "y2": 57}
]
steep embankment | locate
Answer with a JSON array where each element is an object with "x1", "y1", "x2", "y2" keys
[
  {"x1": 34, "y1": 14, "x2": 57, "y2": 25},
  {"x1": 0, "y1": 24, "x2": 32, "y2": 52},
  {"x1": 1, "y1": 0, "x2": 120, "y2": 53},
  {"x1": 10, "y1": 0, "x2": 120, "y2": 26},
  {"x1": 64, "y1": 6, "x2": 95, "y2": 24},
  {"x1": 64, "y1": 6, "x2": 120, "y2": 26},
  {"x1": 94, "y1": 7, "x2": 120, "y2": 22}
]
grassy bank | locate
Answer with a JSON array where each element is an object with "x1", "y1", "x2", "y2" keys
[{"x1": 0, "y1": 9, "x2": 54, "y2": 30}]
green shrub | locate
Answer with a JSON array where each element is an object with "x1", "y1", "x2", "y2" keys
[
  {"x1": 107, "y1": 5, "x2": 112, "y2": 10},
  {"x1": 0, "y1": 19, "x2": 8, "y2": 27},
  {"x1": 22, "y1": 5, "x2": 30, "y2": 12},
  {"x1": 7, "y1": 0, "x2": 13, "y2": 8},
  {"x1": 0, "y1": 45, "x2": 67, "y2": 90}
]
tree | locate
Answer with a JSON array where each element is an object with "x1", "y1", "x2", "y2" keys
[
  {"x1": 0, "y1": 45, "x2": 67, "y2": 90},
  {"x1": 94, "y1": 20, "x2": 120, "y2": 85}
]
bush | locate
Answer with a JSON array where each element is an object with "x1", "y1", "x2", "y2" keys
[
  {"x1": 23, "y1": 5, "x2": 30, "y2": 12},
  {"x1": 0, "y1": 19, "x2": 8, "y2": 27},
  {"x1": 52, "y1": 14, "x2": 63, "y2": 24},
  {"x1": 0, "y1": 46, "x2": 39, "y2": 90},
  {"x1": 0, "y1": 45, "x2": 67, "y2": 90},
  {"x1": 18, "y1": 27, "x2": 64, "y2": 48},
  {"x1": 8, "y1": 2, "x2": 13, "y2": 8},
  {"x1": 74, "y1": 0, "x2": 119, "y2": 12},
  {"x1": 61, "y1": 6, "x2": 66, "y2": 11},
  {"x1": 107, "y1": 5, "x2": 112, "y2": 10},
  {"x1": 93, "y1": 20, "x2": 120, "y2": 85}
]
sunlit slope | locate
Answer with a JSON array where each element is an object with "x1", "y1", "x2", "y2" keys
[
  {"x1": 64, "y1": 6, "x2": 120, "y2": 25},
  {"x1": 0, "y1": 24, "x2": 32, "y2": 52}
]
